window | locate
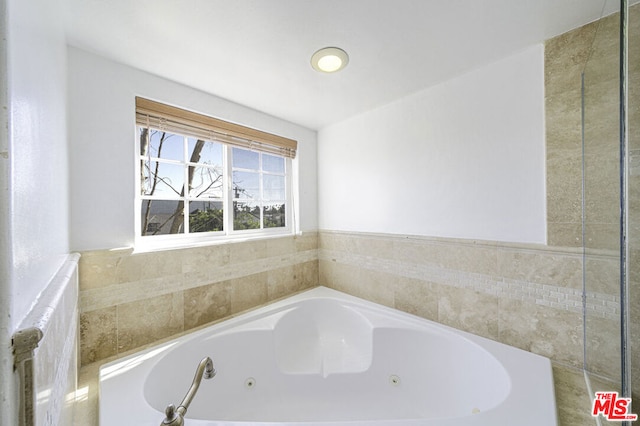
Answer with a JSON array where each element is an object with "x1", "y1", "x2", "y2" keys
[
  {"x1": 232, "y1": 148, "x2": 287, "y2": 230},
  {"x1": 136, "y1": 97, "x2": 297, "y2": 246}
]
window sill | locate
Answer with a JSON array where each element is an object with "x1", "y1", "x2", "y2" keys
[{"x1": 133, "y1": 228, "x2": 297, "y2": 253}]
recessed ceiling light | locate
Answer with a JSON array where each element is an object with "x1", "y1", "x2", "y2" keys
[{"x1": 311, "y1": 47, "x2": 349, "y2": 73}]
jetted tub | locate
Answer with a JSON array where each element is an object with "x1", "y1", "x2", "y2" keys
[{"x1": 99, "y1": 287, "x2": 558, "y2": 425}]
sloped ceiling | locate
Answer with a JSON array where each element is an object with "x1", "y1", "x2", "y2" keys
[{"x1": 64, "y1": 0, "x2": 623, "y2": 130}]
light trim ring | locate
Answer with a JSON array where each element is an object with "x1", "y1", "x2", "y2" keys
[{"x1": 311, "y1": 47, "x2": 349, "y2": 73}]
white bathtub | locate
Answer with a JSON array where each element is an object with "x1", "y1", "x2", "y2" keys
[{"x1": 99, "y1": 287, "x2": 557, "y2": 425}]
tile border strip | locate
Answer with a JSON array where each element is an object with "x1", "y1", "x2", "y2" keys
[{"x1": 319, "y1": 247, "x2": 619, "y2": 321}]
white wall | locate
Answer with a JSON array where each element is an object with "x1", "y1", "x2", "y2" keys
[
  {"x1": 318, "y1": 45, "x2": 546, "y2": 244},
  {"x1": 68, "y1": 47, "x2": 318, "y2": 251},
  {"x1": 7, "y1": 0, "x2": 69, "y2": 330},
  {"x1": 1, "y1": 0, "x2": 70, "y2": 422}
]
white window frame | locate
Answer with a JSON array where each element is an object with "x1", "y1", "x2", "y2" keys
[
  {"x1": 228, "y1": 147, "x2": 291, "y2": 235},
  {"x1": 133, "y1": 100, "x2": 297, "y2": 252}
]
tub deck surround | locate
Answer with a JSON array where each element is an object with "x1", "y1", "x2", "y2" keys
[
  {"x1": 77, "y1": 360, "x2": 593, "y2": 426},
  {"x1": 99, "y1": 287, "x2": 557, "y2": 425}
]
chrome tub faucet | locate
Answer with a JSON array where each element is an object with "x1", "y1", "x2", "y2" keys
[{"x1": 161, "y1": 356, "x2": 216, "y2": 426}]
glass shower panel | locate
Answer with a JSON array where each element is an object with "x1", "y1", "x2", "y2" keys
[{"x1": 582, "y1": 1, "x2": 622, "y2": 391}]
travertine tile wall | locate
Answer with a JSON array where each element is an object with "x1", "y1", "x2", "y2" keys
[
  {"x1": 78, "y1": 233, "x2": 318, "y2": 365},
  {"x1": 545, "y1": 12, "x2": 622, "y2": 252},
  {"x1": 545, "y1": 17, "x2": 598, "y2": 248},
  {"x1": 319, "y1": 231, "x2": 616, "y2": 370}
]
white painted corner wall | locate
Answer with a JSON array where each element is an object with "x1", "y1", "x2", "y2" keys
[
  {"x1": 69, "y1": 43, "x2": 547, "y2": 250},
  {"x1": 7, "y1": 0, "x2": 70, "y2": 332},
  {"x1": 67, "y1": 47, "x2": 319, "y2": 251},
  {"x1": 2, "y1": 0, "x2": 72, "y2": 424},
  {"x1": 317, "y1": 45, "x2": 547, "y2": 244}
]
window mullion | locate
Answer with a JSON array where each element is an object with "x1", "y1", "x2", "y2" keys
[
  {"x1": 287, "y1": 159, "x2": 292, "y2": 228},
  {"x1": 259, "y1": 153, "x2": 264, "y2": 230},
  {"x1": 183, "y1": 135, "x2": 190, "y2": 234},
  {"x1": 224, "y1": 145, "x2": 232, "y2": 234}
]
